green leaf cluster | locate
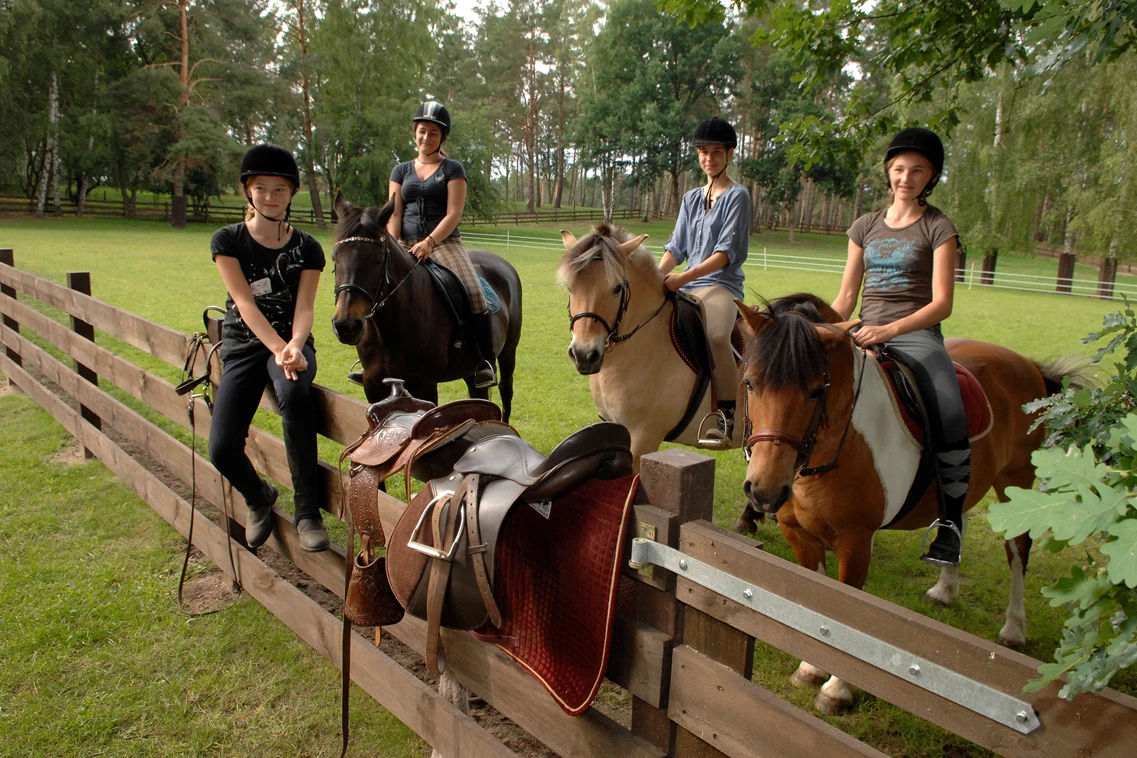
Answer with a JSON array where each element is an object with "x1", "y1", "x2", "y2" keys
[{"x1": 989, "y1": 306, "x2": 1137, "y2": 698}]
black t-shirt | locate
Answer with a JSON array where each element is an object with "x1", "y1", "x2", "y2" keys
[
  {"x1": 390, "y1": 158, "x2": 467, "y2": 240},
  {"x1": 210, "y1": 223, "x2": 325, "y2": 357}
]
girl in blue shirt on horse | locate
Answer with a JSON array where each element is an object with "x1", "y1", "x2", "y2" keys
[{"x1": 660, "y1": 117, "x2": 752, "y2": 446}]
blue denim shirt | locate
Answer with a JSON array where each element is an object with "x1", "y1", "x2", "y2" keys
[{"x1": 663, "y1": 182, "x2": 751, "y2": 300}]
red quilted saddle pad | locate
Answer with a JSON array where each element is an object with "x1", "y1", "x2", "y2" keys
[
  {"x1": 881, "y1": 361, "x2": 991, "y2": 443},
  {"x1": 473, "y1": 474, "x2": 638, "y2": 716}
]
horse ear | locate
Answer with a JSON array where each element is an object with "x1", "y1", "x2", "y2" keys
[
  {"x1": 333, "y1": 189, "x2": 348, "y2": 216},
  {"x1": 619, "y1": 234, "x2": 648, "y2": 255},
  {"x1": 377, "y1": 198, "x2": 396, "y2": 230},
  {"x1": 735, "y1": 299, "x2": 766, "y2": 336},
  {"x1": 835, "y1": 319, "x2": 861, "y2": 332},
  {"x1": 560, "y1": 230, "x2": 578, "y2": 248}
]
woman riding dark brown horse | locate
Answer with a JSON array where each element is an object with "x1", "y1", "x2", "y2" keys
[{"x1": 330, "y1": 191, "x2": 522, "y2": 420}]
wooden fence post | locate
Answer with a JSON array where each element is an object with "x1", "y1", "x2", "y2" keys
[
  {"x1": 632, "y1": 448, "x2": 717, "y2": 757},
  {"x1": 0, "y1": 249, "x2": 20, "y2": 383},
  {"x1": 67, "y1": 272, "x2": 101, "y2": 458}
]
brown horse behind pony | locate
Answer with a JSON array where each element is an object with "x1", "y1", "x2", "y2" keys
[{"x1": 736, "y1": 293, "x2": 1090, "y2": 714}]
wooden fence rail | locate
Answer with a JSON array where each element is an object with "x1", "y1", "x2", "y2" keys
[{"x1": 3, "y1": 251, "x2": 1137, "y2": 756}]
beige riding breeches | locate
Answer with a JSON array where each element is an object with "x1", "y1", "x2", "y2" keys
[
  {"x1": 690, "y1": 285, "x2": 738, "y2": 404},
  {"x1": 405, "y1": 236, "x2": 488, "y2": 314}
]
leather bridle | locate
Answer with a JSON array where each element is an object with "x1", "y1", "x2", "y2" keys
[
  {"x1": 333, "y1": 235, "x2": 422, "y2": 319},
  {"x1": 742, "y1": 341, "x2": 867, "y2": 480},
  {"x1": 567, "y1": 264, "x2": 668, "y2": 351}
]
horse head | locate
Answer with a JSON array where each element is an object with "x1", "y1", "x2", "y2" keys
[
  {"x1": 557, "y1": 224, "x2": 650, "y2": 374},
  {"x1": 330, "y1": 190, "x2": 402, "y2": 345},
  {"x1": 737, "y1": 294, "x2": 856, "y2": 514}
]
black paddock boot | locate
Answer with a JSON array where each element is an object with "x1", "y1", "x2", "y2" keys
[
  {"x1": 245, "y1": 479, "x2": 279, "y2": 549},
  {"x1": 471, "y1": 311, "x2": 497, "y2": 389},
  {"x1": 921, "y1": 441, "x2": 970, "y2": 567}
]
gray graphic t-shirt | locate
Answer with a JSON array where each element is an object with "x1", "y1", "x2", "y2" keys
[{"x1": 847, "y1": 206, "x2": 958, "y2": 326}]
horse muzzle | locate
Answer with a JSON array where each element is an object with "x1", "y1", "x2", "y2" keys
[
  {"x1": 742, "y1": 477, "x2": 791, "y2": 515},
  {"x1": 332, "y1": 315, "x2": 364, "y2": 346},
  {"x1": 568, "y1": 342, "x2": 604, "y2": 375}
]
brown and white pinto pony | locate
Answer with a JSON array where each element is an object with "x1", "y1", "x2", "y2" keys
[{"x1": 736, "y1": 294, "x2": 1086, "y2": 715}]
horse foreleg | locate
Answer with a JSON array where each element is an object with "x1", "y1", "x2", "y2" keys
[
  {"x1": 782, "y1": 520, "x2": 832, "y2": 689},
  {"x1": 809, "y1": 533, "x2": 875, "y2": 715},
  {"x1": 732, "y1": 504, "x2": 763, "y2": 535},
  {"x1": 999, "y1": 533, "x2": 1030, "y2": 648},
  {"x1": 926, "y1": 513, "x2": 967, "y2": 607}
]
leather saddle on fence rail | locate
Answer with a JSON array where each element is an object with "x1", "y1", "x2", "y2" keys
[{"x1": 343, "y1": 384, "x2": 637, "y2": 715}]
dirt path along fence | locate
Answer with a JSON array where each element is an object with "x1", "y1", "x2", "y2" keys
[{"x1": 2, "y1": 247, "x2": 1137, "y2": 756}]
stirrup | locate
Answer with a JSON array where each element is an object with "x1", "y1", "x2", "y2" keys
[
  {"x1": 473, "y1": 360, "x2": 497, "y2": 389},
  {"x1": 347, "y1": 360, "x2": 364, "y2": 386},
  {"x1": 920, "y1": 519, "x2": 962, "y2": 567},
  {"x1": 697, "y1": 410, "x2": 732, "y2": 449}
]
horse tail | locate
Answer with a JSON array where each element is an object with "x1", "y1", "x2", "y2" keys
[{"x1": 1032, "y1": 354, "x2": 1101, "y2": 396}]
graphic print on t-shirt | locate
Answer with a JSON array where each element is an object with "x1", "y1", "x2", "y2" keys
[
  {"x1": 864, "y1": 237, "x2": 919, "y2": 291},
  {"x1": 245, "y1": 242, "x2": 307, "y2": 336}
]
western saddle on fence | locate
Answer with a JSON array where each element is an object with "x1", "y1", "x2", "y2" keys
[{"x1": 341, "y1": 379, "x2": 637, "y2": 716}]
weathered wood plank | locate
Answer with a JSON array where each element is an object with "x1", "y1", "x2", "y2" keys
[
  {"x1": 0, "y1": 300, "x2": 348, "y2": 519},
  {"x1": 0, "y1": 252, "x2": 19, "y2": 371},
  {"x1": 607, "y1": 616, "x2": 672, "y2": 708},
  {"x1": 0, "y1": 353, "x2": 513, "y2": 758},
  {"x1": 385, "y1": 614, "x2": 665, "y2": 758},
  {"x1": 2, "y1": 327, "x2": 352, "y2": 598},
  {"x1": 678, "y1": 520, "x2": 1137, "y2": 758},
  {"x1": 670, "y1": 645, "x2": 887, "y2": 758},
  {"x1": 0, "y1": 264, "x2": 369, "y2": 447}
]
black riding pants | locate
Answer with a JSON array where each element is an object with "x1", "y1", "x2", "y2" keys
[
  {"x1": 883, "y1": 326, "x2": 967, "y2": 448},
  {"x1": 208, "y1": 343, "x2": 322, "y2": 521}
]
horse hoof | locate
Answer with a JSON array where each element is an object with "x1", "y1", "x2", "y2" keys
[
  {"x1": 732, "y1": 517, "x2": 756, "y2": 535},
  {"x1": 814, "y1": 691, "x2": 853, "y2": 716},
  {"x1": 998, "y1": 635, "x2": 1026, "y2": 650},
  {"x1": 924, "y1": 589, "x2": 953, "y2": 608},
  {"x1": 790, "y1": 668, "x2": 828, "y2": 688}
]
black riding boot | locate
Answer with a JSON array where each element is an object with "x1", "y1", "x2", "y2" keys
[
  {"x1": 922, "y1": 440, "x2": 970, "y2": 567},
  {"x1": 471, "y1": 311, "x2": 497, "y2": 389}
]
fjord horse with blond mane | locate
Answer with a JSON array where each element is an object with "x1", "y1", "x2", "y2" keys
[
  {"x1": 559, "y1": 224, "x2": 744, "y2": 465},
  {"x1": 736, "y1": 294, "x2": 1086, "y2": 714}
]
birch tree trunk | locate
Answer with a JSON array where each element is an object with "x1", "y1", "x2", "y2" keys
[
  {"x1": 77, "y1": 67, "x2": 100, "y2": 218},
  {"x1": 36, "y1": 70, "x2": 59, "y2": 218}
]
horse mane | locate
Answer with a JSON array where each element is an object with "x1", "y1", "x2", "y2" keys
[
  {"x1": 334, "y1": 198, "x2": 397, "y2": 244},
  {"x1": 745, "y1": 293, "x2": 841, "y2": 391},
  {"x1": 556, "y1": 222, "x2": 658, "y2": 289}
]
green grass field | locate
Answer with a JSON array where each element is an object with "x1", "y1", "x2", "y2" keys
[{"x1": 1, "y1": 216, "x2": 1133, "y2": 757}]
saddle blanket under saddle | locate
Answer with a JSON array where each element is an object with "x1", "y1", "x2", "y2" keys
[
  {"x1": 425, "y1": 260, "x2": 500, "y2": 321},
  {"x1": 879, "y1": 359, "x2": 993, "y2": 444}
]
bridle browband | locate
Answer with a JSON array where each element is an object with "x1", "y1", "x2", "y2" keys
[
  {"x1": 742, "y1": 328, "x2": 868, "y2": 480},
  {"x1": 567, "y1": 255, "x2": 669, "y2": 351},
  {"x1": 332, "y1": 234, "x2": 422, "y2": 319}
]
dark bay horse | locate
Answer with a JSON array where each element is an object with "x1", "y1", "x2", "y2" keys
[
  {"x1": 736, "y1": 294, "x2": 1087, "y2": 714},
  {"x1": 330, "y1": 191, "x2": 522, "y2": 420}
]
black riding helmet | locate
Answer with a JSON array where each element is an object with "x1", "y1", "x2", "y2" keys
[
  {"x1": 240, "y1": 143, "x2": 299, "y2": 228},
  {"x1": 414, "y1": 101, "x2": 451, "y2": 138},
  {"x1": 691, "y1": 117, "x2": 737, "y2": 149},
  {"x1": 884, "y1": 127, "x2": 944, "y2": 195},
  {"x1": 240, "y1": 143, "x2": 301, "y2": 190}
]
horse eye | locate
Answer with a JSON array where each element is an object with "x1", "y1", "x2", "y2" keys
[
  {"x1": 743, "y1": 379, "x2": 754, "y2": 392},
  {"x1": 808, "y1": 386, "x2": 825, "y2": 400}
]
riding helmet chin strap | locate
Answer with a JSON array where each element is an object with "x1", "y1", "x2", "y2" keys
[
  {"x1": 703, "y1": 166, "x2": 727, "y2": 212},
  {"x1": 248, "y1": 198, "x2": 292, "y2": 241}
]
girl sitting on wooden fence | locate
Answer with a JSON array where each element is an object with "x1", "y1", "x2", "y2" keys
[{"x1": 208, "y1": 143, "x2": 330, "y2": 552}]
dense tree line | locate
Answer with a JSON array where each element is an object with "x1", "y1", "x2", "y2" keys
[{"x1": 3, "y1": 0, "x2": 1136, "y2": 277}]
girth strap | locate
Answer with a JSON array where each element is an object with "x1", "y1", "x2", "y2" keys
[
  {"x1": 424, "y1": 486, "x2": 462, "y2": 675},
  {"x1": 464, "y1": 473, "x2": 503, "y2": 628}
]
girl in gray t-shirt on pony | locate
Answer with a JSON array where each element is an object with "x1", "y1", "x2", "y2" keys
[{"x1": 832, "y1": 127, "x2": 967, "y2": 569}]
